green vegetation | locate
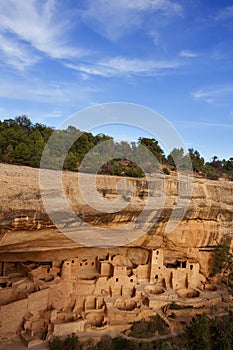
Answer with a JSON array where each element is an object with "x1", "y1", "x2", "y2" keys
[
  {"x1": 210, "y1": 242, "x2": 233, "y2": 288},
  {"x1": 130, "y1": 315, "x2": 169, "y2": 338},
  {"x1": 185, "y1": 310, "x2": 233, "y2": 350},
  {"x1": 169, "y1": 302, "x2": 193, "y2": 310},
  {"x1": 48, "y1": 333, "x2": 82, "y2": 350},
  {"x1": 185, "y1": 313, "x2": 210, "y2": 350},
  {"x1": 47, "y1": 311, "x2": 233, "y2": 350},
  {"x1": 1, "y1": 115, "x2": 233, "y2": 180},
  {"x1": 90, "y1": 334, "x2": 173, "y2": 350},
  {"x1": 162, "y1": 167, "x2": 170, "y2": 175}
]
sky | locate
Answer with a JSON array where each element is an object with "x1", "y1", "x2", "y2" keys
[{"x1": 0, "y1": 0, "x2": 233, "y2": 161}]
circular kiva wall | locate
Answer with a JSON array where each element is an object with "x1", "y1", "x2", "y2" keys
[
  {"x1": 204, "y1": 284, "x2": 217, "y2": 292},
  {"x1": 86, "y1": 312, "x2": 104, "y2": 327},
  {"x1": 144, "y1": 286, "x2": 165, "y2": 295},
  {"x1": 176, "y1": 288, "x2": 200, "y2": 299},
  {"x1": 114, "y1": 298, "x2": 137, "y2": 311}
]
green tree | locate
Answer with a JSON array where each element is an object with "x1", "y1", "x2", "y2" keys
[
  {"x1": 185, "y1": 313, "x2": 210, "y2": 350},
  {"x1": 167, "y1": 148, "x2": 189, "y2": 171},
  {"x1": 64, "y1": 152, "x2": 78, "y2": 171},
  {"x1": 210, "y1": 242, "x2": 233, "y2": 288},
  {"x1": 14, "y1": 143, "x2": 31, "y2": 165},
  {"x1": 188, "y1": 148, "x2": 205, "y2": 173},
  {"x1": 210, "y1": 316, "x2": 232, "y2": 350},
  {"x1": 48, "y1": 336, "x2": 64, "y2": 350},
  {"x1": 139, "y1": 137, "x2": 165, "y2": 163},
  {"x1": 63, "y1": 333, "x2": 82, "y2": 350}
]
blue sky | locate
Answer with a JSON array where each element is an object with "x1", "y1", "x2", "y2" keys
[{"x1": 0, "y1": 0, "x2": 233, "y2": 161}]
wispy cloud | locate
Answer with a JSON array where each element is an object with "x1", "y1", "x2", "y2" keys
[
  {"x1": 0, "y1": 0, "x2": 82, "y2": 70},
  {"x1": 0, "y1": 34, "x2": 40, "y2": 70},
  {"x1": 0, "y1": 77, "x2": 98, "y2": 105},
  {"x1": 192, "y1": 85, "x2": 233, "y2": 105},
  {"x1": 214, "y1": 6, "x2": 233, "y2": 21},
  {"x1": 179, "y1": 50, "x2": 198, "y2": 58},
  {"x1": 66, "y1": 56, "x2": 181, "y2": 78},
  {"x1": 177, "y1": 120, "x2": 233, "y2": 129},
  {"x1": 81, "y1": 0, "x2": 183, "y2": 41}
]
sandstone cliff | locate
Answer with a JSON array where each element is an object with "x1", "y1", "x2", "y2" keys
[{"x1": 0, "y1": 163, "x2": 232, "y2": 275}]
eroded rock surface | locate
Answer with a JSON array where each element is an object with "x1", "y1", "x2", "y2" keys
[{"x1": 0, "y1": 163, "x2": 233, "y2": 344}]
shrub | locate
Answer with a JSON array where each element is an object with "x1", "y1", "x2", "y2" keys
[
  {"x1": 48, "y1": 336, "x2": 64, "y2": 350},
  {"x1": 138, "y1": 190, "x2": 148, "y2": 200},
  {"x1": 48, "y1": 334, "x2": 82, "y2": 350},
  {"x1": 162, "y1": 167, "x2": 170, "y2": 175},
  {"x1": 185, "y1": 313, "x2": 210, "y2": 350},
  {"x1": 130, "y1": 315, "x2": 169, "y2": 338},
  {"x1": 96, "y1": 335, "x2": 113, "y2": 350}
]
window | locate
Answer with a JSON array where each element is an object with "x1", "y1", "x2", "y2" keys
[
  {"x1": 80, "y1": 263, "x2": 82, "y2": 266},
  {"x1": 155, "y1": 275, "x2": 158, "y2": 280},
  {"x1": 190, "y1": 265, "x2": 193, "y2": 270},
  {"x1": 116, "y1": 278, "x2": 119, "y2": 282},
  {"x1": 85, "y1": 262, "x2": 88, "y2": 266},
  {"x1": 130, "y1": 278, "x2": 133, "y2": 283},
  {"x1": 156, "y1": 251, "x2": 159, "y2": 255},
  {"x1": 91, "y1": 262, "x2": 94, "y2": 266},
  {"x1": 182, "y1": 261, "x2": 187, "y2": 268},
  {"x1": 72, "y1": 260, "x2": 74, "y2": 263}
]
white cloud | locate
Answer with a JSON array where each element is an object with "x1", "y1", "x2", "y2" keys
[
  {"x1": 214, "y1": 6, "x2": 233, "y2": 21},
  {"x1": 0, "y1": 34, "x2": 40, "y2": 70},
  {"x1": 179, "y1": 50, "x2": 198, "y2": 58},
  {"x1": 148, "y1": 31, "x2": 160, "y2": 46},
  {"x1": 81, "y1": 0, "x2": 183, "y2": 41},
  {"x1": 66, "y1": 56, "x2": 180, "y2": 77},
  {"x1": 0, "y1": 0, "x2": 82, "y2": 70},
  {"x1": 0, "y1": 77, "x2": 97, "y2": 105},
  {"x1": 177, "y1": 120, "x2": 233, "y2": 129},
  {"x1": 192, "y1": 85, "x2": 233, "y2": 105}
]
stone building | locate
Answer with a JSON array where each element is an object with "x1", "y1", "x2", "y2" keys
[{"x1": 0, "y1": 248, "x2": 208, "y2": 345}]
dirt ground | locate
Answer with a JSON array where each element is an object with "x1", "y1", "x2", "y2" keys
[{"x1": 0, "y1": 337, "x2": 48, "y2": 350}]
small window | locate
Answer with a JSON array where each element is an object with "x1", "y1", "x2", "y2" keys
[
  {"x1": 130, "y1": 278, "x2": 133, "y2": 283},
  {"x1": 182, "y1": 261, "x2": 187, "y2": 268},
  {"x1": 80, "y1": 263, "x2": 82, "y2": 266},
  {"x1": 190, "y1": 264, "x2": 193, "y2": 270},
  {"x1": 156, "y1": 251, "x2": 159, "y2": 255},
  {"x1": 47, "y1": 268, "x2": 50, "y2": 273},
  {"x1": 85, "y1": 262, "x2": 88, "y2": 266},
  {"x1": 116, "y1": 278, "x2": 119, "y2": 282},
  {"x1": 91, "y1": 262, "x2": 94, "y2": 266},
  {"x1": 155, "y1": 274, "x2": 158, "y2": 280},
  {"x1": 67, "y1": 262, "x2": 69, "y2": 265},
  {"x1": 72, "y1": 260, "x2": 74, "y2": 263}
]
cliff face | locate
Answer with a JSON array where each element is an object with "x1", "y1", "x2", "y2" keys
[{"x1": 0, "y1": 163, "x2": 233, "y2": 275}]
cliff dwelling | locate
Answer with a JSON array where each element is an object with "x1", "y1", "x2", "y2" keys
[
  {"x1": 0, "y1": 248, "x2": 224, "y2": 346},
  {"x1": 0, "y1": 164, "x2": 233, "y2": 347}
]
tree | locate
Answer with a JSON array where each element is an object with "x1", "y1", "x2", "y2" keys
[
  {"x1": 210, "y1": 242, "x2": 233, "y2": 288},
  {"x1": 64, "y1": 152, "x2": 78, "y2": 171},
  {"x1": 185, "y1": 313, "x2": 210, "y2": 350},
  {"x1": 139, "y1": 137, "x2": 165, "y2": 163},
  {"x1": 15, "y1": 115, "x2": 32, "y2": 135},
  {"x1": 210, "y1": 315, "x2": 232, "y2": 350},
  {"x1": 14, "y1": 143, "x2": 31, "y2": 165},
  {"x1": 167, "y1": 148, "x2": 190, "y2": 171},
  {"x1": 188, "y1": 148, "x2": 205, "y2": 173}
]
